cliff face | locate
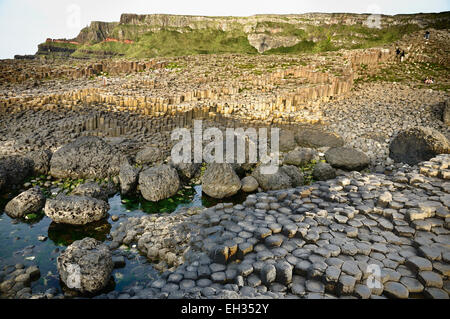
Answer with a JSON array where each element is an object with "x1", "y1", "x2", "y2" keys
[
  {"x1": 35, "y1": 12, "x2": 450, "y2": 59},
  {"x1": 36, "y1": 42, "x2": 78, "y2": 57},
  {"x1": 75, "y1": 21, "x2": 119, "y2": 43},
  {"x1": 117, "y1": 12, "x2": 450, "y2": 31}
]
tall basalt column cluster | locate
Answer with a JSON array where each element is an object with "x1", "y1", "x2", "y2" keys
[
  {"x1": 0, "y1": 48, "x2": 393, "y2": 133},
  {"x1": 348, "y1": 48, "x2": 394, "y2": 71},
  {"x1": 0, "y1": 59, "x2": 167, "y2": 84}
]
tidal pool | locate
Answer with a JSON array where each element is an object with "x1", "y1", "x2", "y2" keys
[{"x1": 0, "y1": 185, "x2": 248, "y2": 296}]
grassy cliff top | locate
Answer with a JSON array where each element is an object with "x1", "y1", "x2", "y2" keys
[{"x1": 37, "y1": 12, "x2": 450, "y2": 59}]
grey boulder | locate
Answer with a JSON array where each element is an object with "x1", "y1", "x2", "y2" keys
[
  {"x1": 26, "y1": 150, "x2": 52, "y2": 175},
  {"x1": 280, "y1": 165, "x2": 304, "y2": 187},
  {"x1": 57, "y1": 237, "x2": 113, "y2": 294},
  {"x1": 241, "y1": 176, "x2": 259, "y2": 193},
  {"x1": 252, "y1": 165, "x2": 299, "y2": 191},
  {"x1": 389, "y1": 126, "x2": 450, "y2": 165},
  {"x1": 5, "y1": 187, "x2": 45, "y2": 219},
  {"x1": 44, "y1": 195, "x2": 109, "y2": 225},
  {"x1": 283, "y1": 148, "x2": 318, "y2": 166},
  {"x1": 201, "y1": 163, "x2": 241, "y2": 199},
  {"x1": 139, "y1": 164, "x2": 180, "y2": 201},
  {"x1": 313, "y1": 162, "x2": 337, "y2": 181},
  {"x1": 0, "y1": 155, "x2": 34, "y2": 190},
  {"x1": 118, "y1": 161, "x2": 140, "y2": 195},
  {"x1": 50, "y1": 136, "x2": 122, "y2": 179},
  {"x1": 325, "y1": 147, "x2": 370, "y2": 171}
]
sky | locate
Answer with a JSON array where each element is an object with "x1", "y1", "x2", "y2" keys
[{"x1": 0, "y1": 0, "x2": 448, "y2": 59}]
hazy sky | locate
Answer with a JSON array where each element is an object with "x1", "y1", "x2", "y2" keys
[{"x1": 0, "y1": 0, "x2": 448, "y2": 59}]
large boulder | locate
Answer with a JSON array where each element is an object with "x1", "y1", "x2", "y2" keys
[
  {"x1": 252, "y1": 165, "x2": 292, "y2": 191},
  {"x1": 202, "y1": 163, "x2": 242, "y2": 199},
  {"x1": 5, "y1": 187, "x2": 45, "y2": 219},
  {"x1": 389, "y1": 127, "x2": 450, "y2": 165},
  {"x1": 241, "y1": 176, "x2": 259, "y2": 193},
  {"x1": 118, "y1": 161, "x2": 140, "y2": 195},
  {"x1": 283, "y1": 148, "x2": 318, "y2": 166},
  {"x1": 0, "y1": 155, "x2": 34, "y2": 190},
  {"x1": 135, "y1": 146, "x2": 164, "y2": 165},
  {"x1": 313, "y1": 162, "x2": 337, "y2": 181},
  {"x1": 44, "y1": 195, "x2": 109, "y2": 225},
  {"x1": 325, "y1": 147, "x2": 370, "y2": 171},
  {"x1": 57, "y1": 237, "x2": 113, "y2": 294},
  {"x1": 26, "y1": 150, "x2": 52, "y2": 175},
  {"x1": 138, "y1": 164, "x2": 180, "y2": 202},
  {"x1": 295, "y1": 129, "x2": 344, "y2": 148},
  {"x1": 280, "y1": 165, "x2": 304, "y2": 187},
  {"x1": 49, "y1": 136, "x2": 122, "y2": 179}
]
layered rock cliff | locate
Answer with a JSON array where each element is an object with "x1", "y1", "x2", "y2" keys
[
  {"x1": 35, "y1": 12, "x2": 450, "y2": 58},
  {"x1": 75, "y1": 21, "x2": 119, "y2": 43}
]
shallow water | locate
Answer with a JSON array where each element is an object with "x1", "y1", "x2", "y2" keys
[{"x1": 0, "y1": 185, "x2": 248, "y2": 296}]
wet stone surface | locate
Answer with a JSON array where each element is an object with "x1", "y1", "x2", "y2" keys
[
  {"x1": 56, "y1": 154, "x2": 447, "y2": 300},
  {"x1": 0, "y1": 153, "x2": 449, "y2": 299}
]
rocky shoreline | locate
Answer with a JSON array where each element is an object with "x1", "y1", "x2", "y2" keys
[
  {"x1": 0, "y1": 108, "x2": 449, "y2": 298},
  {"x1": 3, "y1": 154, "x2": 448, "y2": 299},
  {"x1": 1, "y1": 37, "x2": 449, "y2": 299}
]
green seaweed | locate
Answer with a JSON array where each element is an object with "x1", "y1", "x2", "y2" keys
[{"x1": 120, "y1": 184, "x2": 197, "y2": 214}]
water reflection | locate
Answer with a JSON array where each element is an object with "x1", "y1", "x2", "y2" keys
[
  {"x1": 48, "y1": 219, "x2": 112, "y2": 246},
  {"x1": 0, "y1": 184, "x2": 249, "y2": 297}
]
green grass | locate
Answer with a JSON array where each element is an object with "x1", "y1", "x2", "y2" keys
[
  {"x1": 72, "y1": 41, "x2": 129, "y2": 58},
  {"x1": 355, "y1": 60, "x2": 450, "y2": 91},
  {"x1": 72, "y1": 29, "x2": 258, "y2": 58},
  {"x1": 264, "y1": 23, "x2": 422, "y2": 55},
  {"x1": 133, "y1": 29, "x2": 258, "y2": 57},
  {"x1": 348, "y1": 24, "x2": 422, "y2": 49},
  {"x1": 298, "y1": 159, "x2": 327, "y2": 185},
  {"x1": 166, "y1": 62, "x2": 183, "y2": 69}
]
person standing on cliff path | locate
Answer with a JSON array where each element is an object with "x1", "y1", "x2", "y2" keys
[
  {"x1": 396, "y1": 48, "x2": 401, "y2": 61},
  {"x1": 424, "y1": 31, "x2": 430, "y2": 42},
  {"x1": 400, "y1": 50, "x2": 405, "y2": 62}
]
